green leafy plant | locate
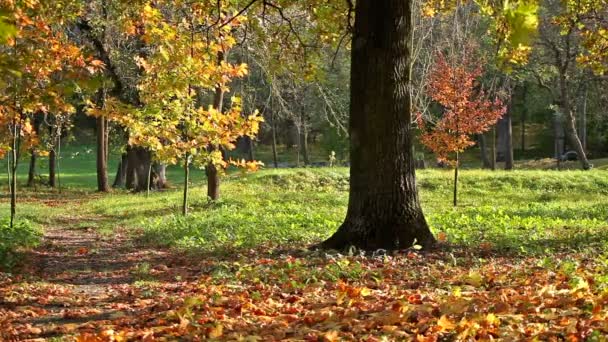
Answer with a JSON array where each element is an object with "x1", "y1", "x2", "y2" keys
[{"x1": 0, "y1": 218, "x2": 41, "y2": 269}]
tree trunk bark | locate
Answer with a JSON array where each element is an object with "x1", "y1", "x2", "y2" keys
[
  {"x1": 133, "y1": 147, "x2": 152, "y2": 192},
  {"x1": 113, "y1": 153, "x2": 128, "y2": 188},
  {"x1": 126, "y1": 146, "x2": 138, "y2": 190},
  {"x1": 26, "y1": 117, "x2": 40, "y2": 187},
  {"x1": 320, "y1": 0, "x2": 435, "y2": 251},
  {"x1": 49, "y1": 149, "x2": 56, "y2": 188},
  {"x1": 27, "y1": 151, "x2": 36, "y2": 188},
  {"x1": 580, "y1": 87, "x2": 587, "y2": 152},
  {"x1": 96, "y1": 115, "x2": 110, "y2": 192},
  {"x1": 295, "y1": 125, "x2": 301, "y2": 166},
  {"x1": 559, "y1": 75, "x2": 591, "y2": 170},
  {"x1": 504, "y1": 111, "x2": 514, "y2": 170},
  {"x1": 182, "y1": 155, "x2": 190, "y2": 215},
  {"x1": 9, "y1": 120, "x2": 20, "y2": 228},
  {"x1": 206, "y1": 52, "x2": 226, "y2": 200},
  {"x1": 453, "y1": 152, "x2": 459, "y2": 207},
  {"x1": 271, "y1": 112, "x2": 279, "y2": 168},
  {"x1": 206, "y1": 163, "x2": 220, "y2": 200},
  {"x1": 491, "y1": 126, "x2": 496, "y2": 171},
  {"x1": 521, "y1": 85, "x2": 527, "y2": 154},
  {"x1": 154, "y1": 163, "x2": 168, "y2": 189},
  {"x1": 478, "y1": 134, "x2": 491, "y2": 168},
  {"x1": 247, "y1": 137, "x2": 255, "y2": 162},
  {"x1": 301, "y1": 128, "x2": 310, "y2": 165}
]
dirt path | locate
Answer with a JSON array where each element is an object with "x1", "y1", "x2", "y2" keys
[{"x1": 0, "y1": 214, "x2": 198, "y2": 341}]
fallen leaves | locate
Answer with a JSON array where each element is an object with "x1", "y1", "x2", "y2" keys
[{"x1": 3, "y1": 233, "x2": 608, "y2": 341}]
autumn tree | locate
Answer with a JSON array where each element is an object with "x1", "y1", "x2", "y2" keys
[
  {"x1": 530, "y1": 0, "x2": 601, "y2": 170},
  {"x1": 88, "y1": 1, "x2": 262, "y2": 214},
  {"x1": 318, "y1": 0, "x2": 438, "y2": 250},
  {"x1": 418, "y1": 53, "x2": 506, "y2": 206},
  {"x1": 0, "y1": 0, "x2": 100, "y2": 226}
]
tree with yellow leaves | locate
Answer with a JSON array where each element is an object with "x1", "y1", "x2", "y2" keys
[
  {"x1": 0, "y1": 0, "x2": 101, "y2": 227},
  {"x1": 88, "y1": 1, "x2": 263, "y2": 215}
]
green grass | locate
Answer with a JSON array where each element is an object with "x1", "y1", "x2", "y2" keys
[{"x1": 1, "y1": 142, "x2": 608, "y2": 259}]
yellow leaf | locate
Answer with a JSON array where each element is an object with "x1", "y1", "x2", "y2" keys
[
  {"x1": 323, "y1": 330, "x2": 340, "y2": 342},
  {"x1": 208, "y1": 324, "x2": 223, "y2": 338},
  {"x1": 486, "y1": 313, "x2": 500, "y2": 325},
  {"x1": 437, "y1": 315, "x2": 456, "y2": 332},
  {"x1": 465, "y1": 271, "x2": 484, "y2": 287},
  {"x1": 360, "y1": 287, "x2": 372, "y2": 297}
]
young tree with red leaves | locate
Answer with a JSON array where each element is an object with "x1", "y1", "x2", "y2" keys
[{"x1": 418, "y1": 53, "x2": 506, "y2": 206}]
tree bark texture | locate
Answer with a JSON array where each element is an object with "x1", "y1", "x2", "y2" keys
[
  {"x1": 478, "y1": 134, "x2": 491, "y2": 169},
  {"x1": 206, "y1": 52, "x2": 226, "y2": 201},
  {"x1": 96, "y1": 115, "x2": 110, "y2": 192},
  {"x1": 321, "y1": 0, "x2": 435, "y2": 251},
  {"x1": 113, "y1": 153, "x2": 128, "y2": 188},
  {"x1": 504, "y1": 111, "x2": 514, "y2": 170},
  {"x1": 49, "y1": 149, "x2": 56, "y2": 188},
  {"x1": 559, "y1": 75, "x2": 591, "y2": 170}
]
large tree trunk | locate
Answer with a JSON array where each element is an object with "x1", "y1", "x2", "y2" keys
[
  {"x1": 126, "y1": 146, "x2": 138, "y2": 190},
  {"x1": 131, "y1": 147, "x2": 152, "y2": 192},
  {"x1": 321, "y1": 0, "x2": 435, "y2": 251},
  {"x1": 559, "y1": 75, "x2": 591, "y2": 170},
  {"x1": 113, "y1": 153, "x2": 128, "y2": 188},
  {"x1": 96, "y1": 115, "x2": 110, "y2": 192},
  {"x1": 154, "y1": 163, "x2": 168, "y2": 188}
]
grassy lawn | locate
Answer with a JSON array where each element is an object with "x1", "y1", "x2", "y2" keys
[{"x1": 2, "y1": 160, "x2": 607, "y2": 255}]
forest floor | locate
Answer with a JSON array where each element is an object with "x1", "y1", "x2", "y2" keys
[{"x1": 1, "y1": 168, "x2": 608, "y2": 340}]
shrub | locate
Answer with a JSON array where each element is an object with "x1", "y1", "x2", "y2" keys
[{"x1": 0, "y1": 218, "x2": 41, "y2": 269}]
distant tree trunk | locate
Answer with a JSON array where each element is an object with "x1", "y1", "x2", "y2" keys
[
  {"x1": 453, "y1": 152, "x2": 459, "y2": 207},
  {"x1": 9, "y1": 118, "x2": 21, "y2": 228},
  {"x1": 182, "y1": 155, "x2": 190, "y2": 215},
  {"x1": 206, "y1": 52, "x2": 226, "y2": 201},
  {"x1": 504, "y1": 111, "x2": 514, "y2": 170},
  {"x1": 554, "y1": 114, "x2": 565, "y2": 168},
  {"x1": 580, "y1": 87, "x2": 588, "y2": 152},
  {"x1": 247, "y1": 137, "x2": 255, "y2": 161},
  {"x1": 301, "y1": 128, "x2": 310, "y2": 165},
  {"x1": 49, "y1": 148, "x2": 57, "y2": 188},
  {"x1": 154, "y1": 163, "x2": 167, "y2": 188},
  {"x1": 130, "y1": 147, "x2": 152, "y2": 192},
  {"x1": 27, "y1": 151, "x2": 36, "y2": 187},
  {"x1": 520, "y1": 84, "x2": 527, "y2": 154},
  {"x1": 478, "y1": 134, "x2": 491, "y2": 168},
  {"x1": 27, "y1": 117, "x2": 41, "y2": 187},
  {"x1": 96, "y1": 115, "x2": 110, "y2": 192},
  {"x1": 559, "y1": 75, "x2": 591, "y2": 170},
  {"x1": 126, "y1": 146, "x2": 137, "y2": 190},
  {"x1": 491, "y1": 126, "x2": 496, "y2": 171},
  {"x1": 295, "y1": 125, "x2": 301, "y2": 166},
  {"x1": 113, "y1": 153, "x2": 128, "y2": 188},
  {"x1": 271, "y1": 112, "x2": 279, "y2": 168},
  {"x1": 320, "y1": 0, "x2": 435, "y2": 251}
]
